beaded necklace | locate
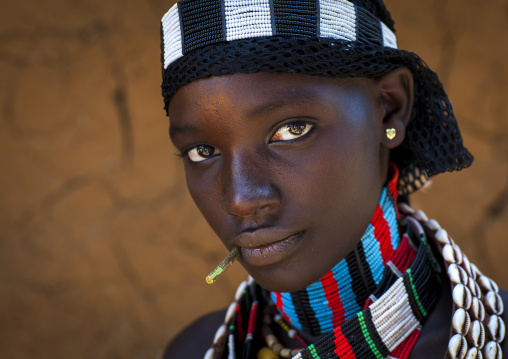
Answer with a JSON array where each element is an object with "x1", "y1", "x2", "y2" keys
[
  {"x1": 205, "y1": 214, "x2": 440, "y2": 359},
  {"x1": 203, "y1": 169, "x2": 505, "y2": 359},
  {"x1": 270, "y1": 182, "x2": 402, "y2": 335}
]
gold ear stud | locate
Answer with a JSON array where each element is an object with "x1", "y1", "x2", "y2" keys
[{"x1": 386, "y1": 128, "x2": 396, "y2": 140}]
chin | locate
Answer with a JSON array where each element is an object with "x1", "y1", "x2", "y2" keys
[{"x1": 241, "y1": 261, "x2": 325, "y2": 293}]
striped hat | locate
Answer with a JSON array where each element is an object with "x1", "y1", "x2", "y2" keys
[{"x1": 160, "y1": 0, "x2": 473, "y2": 190}]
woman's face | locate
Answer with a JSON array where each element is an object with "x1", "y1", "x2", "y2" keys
[{"x1": 168, "y1": 72, "x2": 390, "y2": 292}]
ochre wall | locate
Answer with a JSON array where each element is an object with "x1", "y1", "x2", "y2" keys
[{"x1": 1, "y1": 1, "x2": 507, "y2": 358}]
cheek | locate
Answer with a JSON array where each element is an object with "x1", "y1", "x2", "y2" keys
[
  {"x1": 185, "y1": 168, "x2": 225, "y2": 230},
  {"x1": 285, "y1": 121, "x2": 381, "y2": 220}
]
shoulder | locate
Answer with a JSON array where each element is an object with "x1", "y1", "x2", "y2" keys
[{"x1": 163, "y1": 309, "x2": 226, "y2": 359}]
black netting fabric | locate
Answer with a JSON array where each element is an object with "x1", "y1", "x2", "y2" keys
[{"x1": 161, "y1": 36, "x2": 473, "y2": 182}]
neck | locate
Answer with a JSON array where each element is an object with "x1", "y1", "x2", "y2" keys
[{"x1": 270, "y1": 166, "x2": 408, "y2": 335}]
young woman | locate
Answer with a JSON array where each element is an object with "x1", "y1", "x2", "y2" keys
[{"x1": 159, "y1": 0, "x2": 507, "y2": 358}]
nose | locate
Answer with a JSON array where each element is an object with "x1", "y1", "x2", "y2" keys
[{"x1": 222, "y1": 153, "x2": 281, "y2": 219}]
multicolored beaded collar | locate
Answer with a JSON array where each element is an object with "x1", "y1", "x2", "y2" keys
[
  {"x1": 270, "y1": 174, "x2": 402, "y2": 335},
  {"x1": 205, "y1": 212, "x2": 440, "y2": 359},
  {"x1": 204, "y1": 208, "x2": 505, "y2": 359}
]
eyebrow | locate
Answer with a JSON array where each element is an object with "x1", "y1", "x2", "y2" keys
[
  {"x1": 169, "y1": 87, "x2": 322, "y2": 140},
  {"x1": 169, "y1": 123, "x2": 198, "y2": 140},
  {"x1": 248, "y1": 88, "x2": 322, "y2": 118}
]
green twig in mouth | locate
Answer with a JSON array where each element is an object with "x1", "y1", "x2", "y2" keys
[{"x1": 206, "y1": 246, "x2": 241, "y2": 284}]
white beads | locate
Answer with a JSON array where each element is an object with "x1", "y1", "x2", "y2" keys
[
  {"x1": 320, "y1": 0, "x2": 357, "y2": 41},
  {"x1": 381, "y1": 21, "x2": 398, "y2": 49},
  {"x1": 224, "y1": 0, "x2": 272, "y2": 41},
  {"x1": 161, "y1": 4, "x2": 183, "y2": 69}
]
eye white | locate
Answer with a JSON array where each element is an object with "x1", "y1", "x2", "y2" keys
[
  {"x1": 272, "y1": 123, "x2": 313, "y2": 141},
  {"x1": 187, "y1": 145, "x2": 218, "y2": 162}
]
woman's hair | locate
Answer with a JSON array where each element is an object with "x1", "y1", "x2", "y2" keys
[{"x1": 160, "y1": 0, "x2": 473, "y2": 194}]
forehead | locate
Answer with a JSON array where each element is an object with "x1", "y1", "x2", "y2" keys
[
  {"x1": 168, "y1": 72, "x2": 370, "y2": 118},
  {"x1": 167, "y1": 72, "x2": 375, "y2": 142}
]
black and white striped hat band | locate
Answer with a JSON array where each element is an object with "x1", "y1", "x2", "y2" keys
[{"x1": 162, "y1": 0, "x2": 397, "y2": 70}]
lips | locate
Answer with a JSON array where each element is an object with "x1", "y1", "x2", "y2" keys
[{"x1": 234, "y1": 229, "x2": 305, "y2": 267}]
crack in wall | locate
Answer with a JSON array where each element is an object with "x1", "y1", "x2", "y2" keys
[
  {"x1": 112, "y1": 67, "x2": 134, "y2": 169},
  {"x1": 0, "y1": 22, "x2": 111, "y2": 68}
]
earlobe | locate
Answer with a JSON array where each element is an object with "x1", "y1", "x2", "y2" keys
[{"x1": 376, "y1": 67, "x2": 414, "y2": 149}]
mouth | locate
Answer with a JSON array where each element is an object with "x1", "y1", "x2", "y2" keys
[{"x1": 236, "y1": 230, "x2": 305, "y2": 267}]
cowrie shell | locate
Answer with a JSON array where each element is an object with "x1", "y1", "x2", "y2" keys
[
  {"x1": 478, "y1": 276, "x2": 494, "y2": 293},
  {"x1": 469, "y1": 296, "x2": 486, "y2": 322},
  {"x1": 453, "y1": 308, "x2": 471, "y2": 335},
  {"x1": 449, "y1": 264, "x2": 469, "y2": 286},
  {"x1": 485, "y1": 291, "x2": 504, "y2": 316},
  {"x1": 465, "y1": 347, "x2": 482, "y2": 359},
  {"x1": 453, "y1": 284, "x2": 473, "y2": 310},
  {"x1": 490, "y1": 279, "x2": 499, "y2": 294},
  {"x1": 235, "y1": 280, "x2": 248, "y2": 301},
  {"x1": 398, "y1": 202, "x2": 414, "y2": 214},
  {"x1": 468, "y1": 277, "x2": 482, "y2": 299},
  {"x1": 204, "y1": 348, "x2": 214, "y2": 359},
  {"x1": 225, "y1": 302, "x2": 237, "y2": 323},
  {"x1": 487, "y1": 315, "x2": 506, "y2": 343},
  {"x1": 462, "y1": 254, "x2": 473, "y2": 278},
  {"x1": 452, "y1": 244, "x2": 463, "y2": 265},
  {"x1": 483, "y1": 341, "x2": 501, "y2": 359},
  {"x1": 471, "y1": 264, "x2": 482, "y2": 279},
  {"x1": 444, "y1": 244, "x2": 457, "y2": 264},
  {"x1": 435, "y1": 228, "x2": 450, "y2": 245},
  {"x1": 426, "y1": 218, "x2": 441, "y2": 231},
  {"x1": 466, "y1": 320, "x2": 485, "y2": 349},
  {"x1": 413, "y1": 209, "x2": 428, "y2": 222},
  {"x1": 213, "y1": 324, "x2": 226, "y2": 344},
  {"x1": 449, "y1": 334, "x2": 468, "y2": 359}
]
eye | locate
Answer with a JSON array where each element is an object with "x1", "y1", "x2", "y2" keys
[
  {"x1": 271, "y1": 121, "x2": 313, "y2": 142},
  {"x1": 186, "y1": 145, "x2": 220, "y2": 162}
]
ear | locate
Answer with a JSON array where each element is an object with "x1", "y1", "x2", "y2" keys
[{"x1": 375, "y1": 67, "x2": 414, "y2": 149}]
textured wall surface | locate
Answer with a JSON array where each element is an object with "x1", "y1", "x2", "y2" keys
[{"x1": 0, "y1": 0, "x2": 507, "y2": 358}]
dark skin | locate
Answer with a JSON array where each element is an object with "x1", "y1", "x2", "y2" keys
[
  {"x1": 168, "y1": 70, "x2": 412, "y2": 292},
  {"x1": 165, "y1": 70, "x2": 508, "y2": 358}
]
